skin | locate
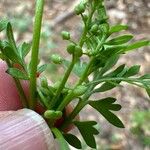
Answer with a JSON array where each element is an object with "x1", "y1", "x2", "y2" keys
[{"x1": 0, "y1": 60, "x2": 78, "y2": 131}]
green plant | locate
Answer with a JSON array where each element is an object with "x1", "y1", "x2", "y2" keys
[{"x1": 0, "y1": 0, "x2": 150, "y2": 149}]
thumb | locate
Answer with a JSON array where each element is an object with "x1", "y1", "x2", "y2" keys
[{"x1": 0, "y1": 109, "x2": 55, "y2": 150}]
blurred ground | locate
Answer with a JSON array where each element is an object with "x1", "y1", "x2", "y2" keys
[{"x1": 0, "y1": 0, "x2": 150, "y2": 150}]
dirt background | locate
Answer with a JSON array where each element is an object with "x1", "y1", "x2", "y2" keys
[{"x1": 0, "y1": 0, "x2": 150, "y2": 150}]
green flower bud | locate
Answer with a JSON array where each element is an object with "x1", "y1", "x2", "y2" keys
[
  {"x1": 61, "y1": 31, "x2": 70, "y2": 40},
  {"x1": 51, "y1": 54, "x2": 63, "y2": 64},
  {"x1": 91, "y1": 24, "x2": 99, "y2": 34},
  {"x1": 74, "y1": 45, "x2": 83, "y2": 57},
  {"x1": 44, "y1": 110, "x2": 62, "y2": 119},
  {"x1": 73, "y1": 85, "x2": 87, "y2": 96},
  {"x1": 67, "y1": 43, "x2": 76, "y2": 54},
  {"x1": 41, "y1": 76, "x2": 48, "y2": 88},
  {"x1": 74, "y1": 2, "x2": 86, "y2": 15},
  {"x1": 99, "y1": 23, "x2": 109, "y2": 34}
]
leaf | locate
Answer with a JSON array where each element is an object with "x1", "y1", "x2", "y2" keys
[
  {"x1": 100, "y1": 54, "x2": 119, "y2": 75},
  {"x1": 37, "y1": 64, "x2": 47, "y2": 73},
  {"x1": 102, "y1": 45, "x2": 127, "y2": 57},
  {"x1": 74, "y1": 121, "x2": 99, "y2": 149},
  {"x1": 0, "y1": 41, "x2": 22, "y2": 64},
  {"x1": 63, "y1": 59, "x2": 87, "y2": 77},
  {"x1": 64, "y1": 133, "x2": 82, "y2": 149},
  {"x1": 89, "y1": 97, "x2": 124, "y2": 128},
  {"x1": 18, "y1": 42, "x2": 31, "y2": 58},
  {"x1": 106, "y1": 35, "x2": 133, "y2": 45},
  {"x1": 6, "y1": 22, "x2": 17, "y2": 51},
  {"x1": 124, "y1": 65, "x2": 140, "y2": 77},
  {"x1": 6, "y1": 68, "x2": 29, "y2": 80},
  {"x1": 0, "y1": 19, "x2": 8, "y2": 32},
  {"x1": 95, "y1": 65, "x2": 127, "y2": 93},
  {"x1": 105, "y1": 64, "x2": 126, "y2": 77},
  {"x1": 109, "y1": 24, "x2": 128, "y2": 34},
  {"x1": 124, "y1": 40, "x2": 150, "y2": 51}
]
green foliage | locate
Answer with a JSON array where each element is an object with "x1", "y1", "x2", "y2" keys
[
  {"x1": 89, "y1": 98, "x2": 124, "y2": 128},
  {"x1": 6, "y1": 68, "x2": 29, "y2": 80},
  {"x1": 74, "y1": 121, "x2": 99, "y2": 148},
  {"x1": 64, "y1": 133, "x2": 82, "y2": 149},
  {"x1": 0, "y1": 0, "x2": 150, "y2": 149}
]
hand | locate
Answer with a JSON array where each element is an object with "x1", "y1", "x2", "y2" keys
[{"x1": 0, "y1": 60, "x2": 79, "y2": 132}]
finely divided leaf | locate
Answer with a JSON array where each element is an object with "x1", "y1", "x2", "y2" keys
[
  {"x1": 74, "y1": 121, "x2": 99, "y2": 149},
  {"x1": 106, "y1": 35, "x2": 133, "y2": 45},
  {"x1": 89, "y1": 97, "x2": 124, "y2": 128},
  {"x1": 64, "y1": 133, "x2": 82, "y2": 149},
  {"x1": 109, "y1": 24, "x2": 128, "y2": 34},
  {"x1": 7, "y1": 68, "x2": 29, "y2": 80}
]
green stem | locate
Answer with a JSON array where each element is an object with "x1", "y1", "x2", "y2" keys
[
  {"x1": 50, "y1": 56, "x2": 76, "y2": 109},
  {"x1": 29, "y1": 0, "x2": 44, "y2": 109},
  {"x1": 51, "y1": 128, "x2": 64, "y2": 139}
]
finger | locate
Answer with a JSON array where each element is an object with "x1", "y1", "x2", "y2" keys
[
  {"x1": 0, "y1": 109, "x2": 55, "y2": 150},
  {"x1": 0, "y1": 60, "x2": 28, "y2": 111}
]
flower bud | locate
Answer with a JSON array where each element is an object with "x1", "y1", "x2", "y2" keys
[
  {"x1": 73, "y1": 85, "x2": 87, "y2": 96},
  {"x1": 74, "y1": 2, "x2": 86, "y2": 15},
  {"x1": 44, "y1": 110, "x2": 62, "y2": 120},
  {"x1": 74, "y1": 45, "x2": 82, "y2": 57},
  {"x1": 61, "y1": 31, "x2": 70, "y2": 40},
  {"x1": 91, "y1": 24, "x2": 99, "y2": 34},
  {"x1": 67, "y1": 43, "x2": 76, "y2": 54},
  {"x1": 51, "y1": 54, "x2": 63, "y2": 64}
]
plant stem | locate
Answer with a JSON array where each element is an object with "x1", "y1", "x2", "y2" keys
[
  {"x1": 50, "y1": 56, "x2": 76, "y2": 109},
  {"x1": 29, "y1": 0, "x2": 44, "y2": 109}
]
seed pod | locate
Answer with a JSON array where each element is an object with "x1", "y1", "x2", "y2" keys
[
  {"x1": 41, "y1": 76, "x2": 48, "y2": 88},
  {"x1": 44, "y1": 110, "x2": 62, "y2": 120},
  {"x1": 74, "y1": 45, "x2": 82, "y2": 57},
  {"x1": 67, "y1": 43, "x2": 76, "y2": 54},
  {"x1": 91, "y1": 24, "x2": 99, "y2": 34},
  {"x1": 61, "y1": 31, "x2": 70, "y2": 40},
  {"x1": 73, "y1": 85, "x2": 87, "y2": 96},
  {"x1": 74, "y1": 2, "x2": 86, "y2": 15},
  {"x1": 51, "y1": 54, "x2": 63, "y2": 64}
]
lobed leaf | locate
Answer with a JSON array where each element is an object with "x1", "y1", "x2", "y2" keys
[
  {"x1": 89, "y1": 97, "x2": 124, "y2": 128},
  {"x1": 64, "y1": 133, "x2": 82, "y2": 149},
  {"x1": 74, "y1": 121, "x2": 99, "y2": 149}
]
